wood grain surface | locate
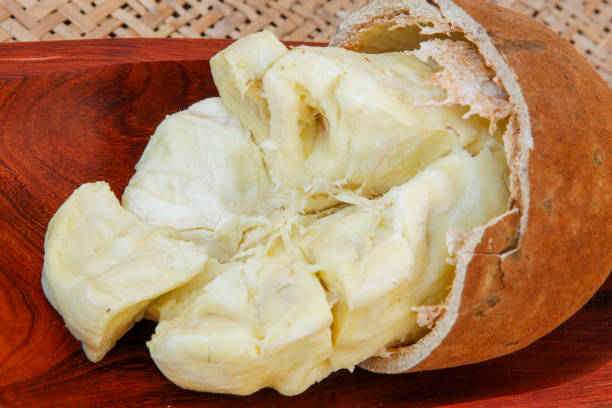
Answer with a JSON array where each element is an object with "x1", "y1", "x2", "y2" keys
[{"x1": 0, "y1": 39, "x2": 609, "y2": 408}]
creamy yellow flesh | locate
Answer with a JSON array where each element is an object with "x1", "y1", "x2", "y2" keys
[
  {"x1": 148, "y1": 149, "x2": 507, "y2": 394},
  {"x1": 122, "y1": 98, "x2": 278, "y2": 262},
  {"x1": 149, "y1": 250, "x2": 333, "y2": 395},
  {"x1": 213, "y1": 31, "x2": 494, "y2": 200},
  {"x1": 42, "y1": 31, "x2": 510, "y2": 395},
  {"x1": 42, "y1": 182, "x2": 207, "y2": 362}
]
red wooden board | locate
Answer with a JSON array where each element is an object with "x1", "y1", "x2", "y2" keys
[{"x1": 0, "y1": 39, "x2": 609, "y2": 408}]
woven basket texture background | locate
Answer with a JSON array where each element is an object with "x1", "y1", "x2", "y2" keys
[{"x1": 0, "y1": 0, "x2": 610, "y2": 85}]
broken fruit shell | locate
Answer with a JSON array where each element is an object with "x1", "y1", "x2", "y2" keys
[{"x1": 330, "y1": 0, "x2": 611, "y2": 373}]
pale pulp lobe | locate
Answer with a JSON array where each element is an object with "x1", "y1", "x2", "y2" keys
[{"x1": 42, "y1": 182, "x2": 207, "y2": 362}]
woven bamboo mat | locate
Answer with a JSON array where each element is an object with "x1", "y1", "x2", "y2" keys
[{"x1": 0, "y1": 0, "x2": 610, "y2": 85}]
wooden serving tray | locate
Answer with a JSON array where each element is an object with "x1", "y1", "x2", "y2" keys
[{"x1": 0, "y1": 39, "x2": 609, "y2": 408}]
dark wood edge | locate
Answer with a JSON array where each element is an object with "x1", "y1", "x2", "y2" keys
[{"x1": 0, "y1": 38, "x2": 327, "y2": 77}]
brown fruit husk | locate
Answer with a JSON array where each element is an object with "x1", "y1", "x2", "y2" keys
[{"x1": 330, "y1": 0, "x2": 612, "y2": 373}]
